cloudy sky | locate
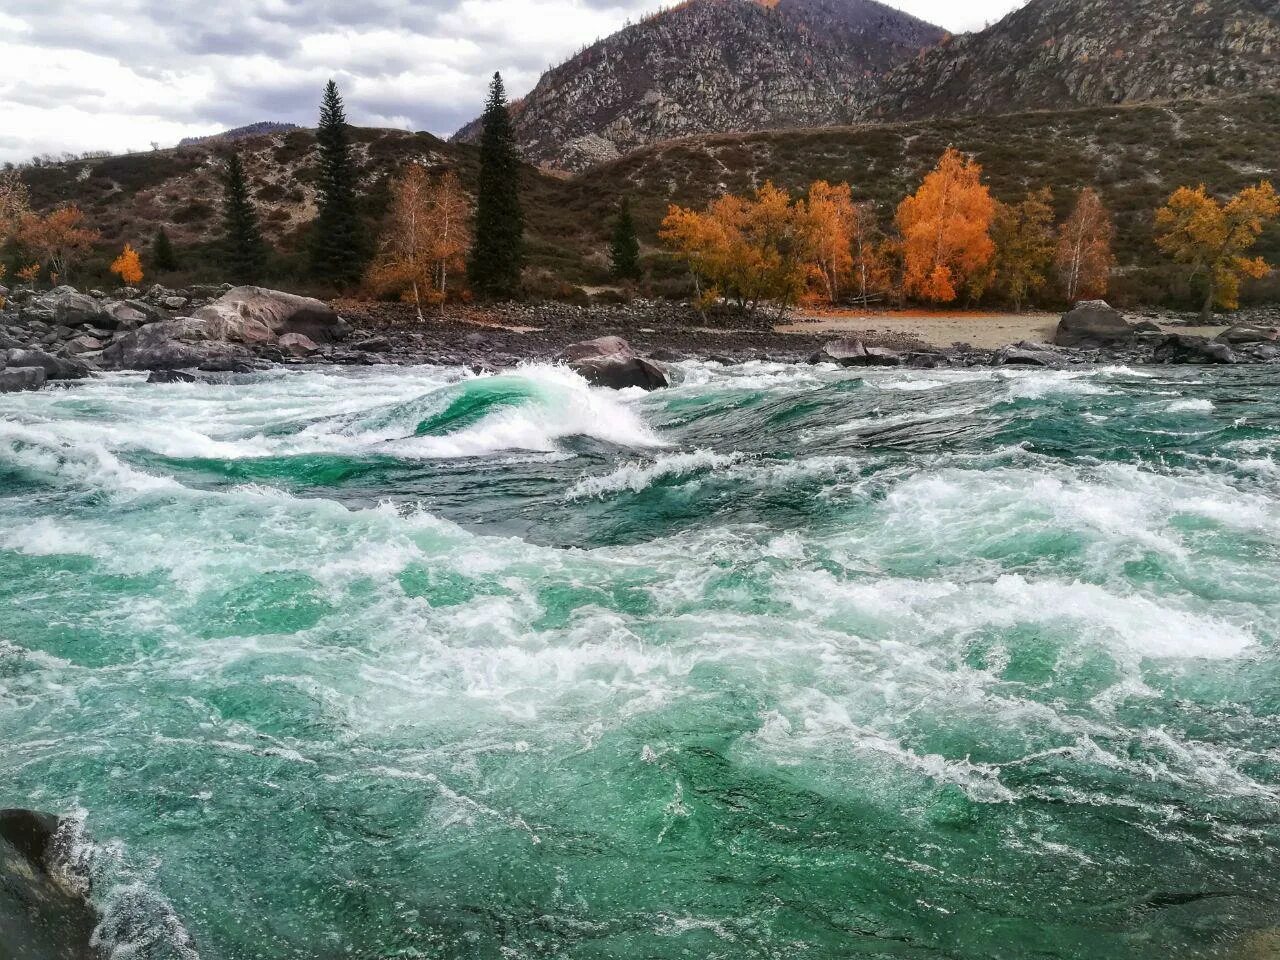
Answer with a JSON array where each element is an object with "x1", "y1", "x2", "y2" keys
[{"x1": 0, "y1": 0, "x2": 1025, "y2": 164}]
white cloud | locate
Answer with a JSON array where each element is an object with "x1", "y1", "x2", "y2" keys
[{"x1": 0, "y1": 0, "x2": 1027, "y2": 164}]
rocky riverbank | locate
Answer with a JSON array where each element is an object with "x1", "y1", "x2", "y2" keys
[{"x1": 2, "y1": 284, "x2": 1279, "y2": 393}]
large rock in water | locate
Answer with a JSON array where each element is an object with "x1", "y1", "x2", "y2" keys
[
  {"x1": 561, "y1": 336, "x2": 668, "y2": 390},
  {"x1": 0, "y1": 366, "x2": 48, "y2": 392},
  {"x1": 1216, "y1": 324, "x2": 1280, "y2": 345},
  {"x1": 1054, "y1": 301, "x2": 1136, "y2": 348},
  {"x1": 101, "y1": 319, "x2": 255, "y2": 372},
  {"x1": 1154, "y1": 334, "x2": 1239, "y2": 364},
  {"x1": 811, "y1": 338, "x2": 903, "y2": 367},
  {"x1": 194, "y1": 286, "x2": 350, "y2": 344},
  {"x1": 3, "y1": 348, "x2": 90, "y2": 380},
  {"x1": 0, "y1": 809, "x2": 99, "y2": 959}
]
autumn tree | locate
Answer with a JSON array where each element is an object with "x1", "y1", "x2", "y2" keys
[
  {"x1": 0, "y1": 169, "x2": 31, "y2": 247},
  {"x1": 367, "y1": 165, "x2": 471, "y2": 317},
  {"x1": 661, "y1": 181, "x2": 814, "y2": 318},
  {"x1": 803, "y1": 181, "x2": 855, "y2": 303},
  {"x1": 610, "y1": 196, "x2": 641, "y2": 281},
  {"x1": 895, "y1": 147, "x2": 995, "y2": 304},
  {"x1": 110, "y1": 243, "x2": 144, "y2": 285},
  {"x1": 849, "y1": 202, "x2": 894, "y2": 307},
  {"x1": 152, "y1": 227, "x2": 179, "y2": 272},
  {"x1": 1055, "y1": 188, "x2": 1114, "y2": 303},
  {"x1": 468, "y1": 72, "x2": 525, "y2": 299},
  {"x1": 220, "y1": 152, "x2": 268, "y2": 283},
  {"x1": 311, "y1": 80, "x2": 366, "y2": 285},
  {"x1": 17, "y1": 205, "x2": 99, "y2": 285},
  {"x1": 1155, "y1": 181, "x2": 1280, "y2": 320},
  {"x1": 989, "y1": 188, "x2": 1055, "y2": 312}
]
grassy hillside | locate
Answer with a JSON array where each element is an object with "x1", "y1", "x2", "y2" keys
[{"x1": 12, "y1": 93, "x2": 1280, "y2": 307}]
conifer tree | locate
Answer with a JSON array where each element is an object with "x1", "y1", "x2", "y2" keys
[
  {"x1": 311, "y1": 79, "x2": 365, "y2": 285},
  {"x1": 610, "y1": 196, "x2": 641, "y2": 281},
  {"x1": 152, "y1": 227, "x2": 179, "y2": 272},
  {"x1": 467, "y1": 72, "x2": 524, "y2": 299},
  {"x1": 220, "y1": 152, "x2": 267, "y2": 283}
]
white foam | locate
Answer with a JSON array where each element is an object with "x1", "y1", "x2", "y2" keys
[
  {"x1": 566, "y1": 450, "x2": 742, "y2": 499},
  {"x1": 1167, "y1": 398, "x2": 1215, "y2": 413}
]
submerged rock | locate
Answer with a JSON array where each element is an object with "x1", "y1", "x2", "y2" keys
[
  {"x1": 1054, "y1": 300, "x2": 1135, "y2": 348},
  {"x1": 561, "y1": 336, "x2": 669, "y2": 390},
  {"x1": 0, "y1": 809, "x2": 98, "y2": 960}
]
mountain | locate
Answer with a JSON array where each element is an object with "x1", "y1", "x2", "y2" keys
[
  {"x1": 177, "y1": 122, "x2": 302, "y2": 148},
  {"x1": 865, "y1": 0, "x2": 1280, "y2": 120},
  {"x1": 452, "y1": 0, "x2": 944, "y2": 171}
]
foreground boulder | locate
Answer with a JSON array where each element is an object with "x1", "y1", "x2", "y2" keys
[
  {"x1": 996, "y1": 342, "x2": 1064, "y2": 367},
  {"x1": 194, "y1": 286, "x2": 350, "y2": 344},
  {"x1": 1054, "y1": 301, "x2": 1137, "y2": 348},
  {"x1": 3, "y1": 348, "x2": 90, "y2": 380},
  {"x1": 101, "y1": 319, "x2": 255, "y2": 372},
  {"x1": 811, "y1": 338, "x2": 903, "y2": 367},
  {"x1": 561, "y1": 336, "x2": 668, "y2": 390},
  {"x1": 0, "y1": 809, "x2": 98, "y2": 960},
  {"x1": 1154, "y1": 334, "x2": 1239, "y2": 364},
  {"x1": 0, "y1": 366, "x2": 47, "y2": 392}
]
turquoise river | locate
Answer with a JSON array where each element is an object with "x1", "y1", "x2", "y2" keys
[{"x1": 2, "y1": 361, "x2": 1279, "y2": 959}]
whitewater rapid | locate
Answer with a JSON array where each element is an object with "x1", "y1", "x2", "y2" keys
[{"x1": 2, "y1": 361, "x2": 1279, "y2": 959}]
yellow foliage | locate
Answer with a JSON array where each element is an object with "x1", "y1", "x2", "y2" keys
[
  {"x1": 1055, "y1": 188, "x2": 1114, "y2": 303},
  {"x1": 895, "y1": 148, "x2": 995, "y2": 304},
  {"x1": 989, "y1": 188, "x2": 1055, "y2": 312},
  {"x1": 1155, "y1": 181, "x2": 1280, "y2": 317},
  {"x1": 110, "y1": 243, "x2": 144, "y2": 285}
]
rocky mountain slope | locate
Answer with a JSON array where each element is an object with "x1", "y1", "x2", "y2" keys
[
  {"x1": 452, "y1": 0, "x2": 943, "y2": 171},
  {"x1": 865, "y1": 0, "x2": 1280, "y2": 120}
]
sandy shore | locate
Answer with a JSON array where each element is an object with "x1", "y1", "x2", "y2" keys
[{"x1": 777, "y1": 309, "x2": 1229, "y2": 350}]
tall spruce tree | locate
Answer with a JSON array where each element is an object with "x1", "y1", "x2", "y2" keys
[
  {"x1": 311, "y1": 79, "x2": 365, "y2": 285},
  {"x1": 610, "y1": 196, "x2": 641, "y2": 281},
  {"x1": 220, "y1": 152, "x2": 267, "y2": 283},
  {"x1": 467, "y1": 72, "x2": 524, "y2": 299},
  {"x1": 152, "y1": 227, "x2": 179, "y2": 272}
]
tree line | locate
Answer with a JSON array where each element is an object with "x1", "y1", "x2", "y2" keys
[
  {"x1": 660, "y1": 148, "x2": 1280, "y2": 321},
  {"x1": 1, "y1": 89, "x2": 1276, "y2": 322}
]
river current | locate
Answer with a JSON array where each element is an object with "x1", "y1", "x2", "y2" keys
[{"x1": 2, "y1": 361, "x2": 1279, "y2": 959}]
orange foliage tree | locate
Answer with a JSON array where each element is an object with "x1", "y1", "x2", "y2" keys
[
  {"x1": 661, "y1": 181, "x2": 814, "y2": 317},
  {"x1": 895, "y1": 148, "x2": 995, "y2": 304},
  {"x1": 367, "y1": 165, "x2": 473, "y2": 318},
  {"x1": 803, "y1": 181, "x2": 855, "y2": 303},
  {"x1": 18, "y1": 205, "x2": 99, "y2": 285},
  {"x1": 989, "y1": 188, "x2": 1055, "y2": 312},
  {"x1": 110, "y1": 243, "x2": 144, "y2": 285},
  {"x1": 1155, "y1": 181, "x2": 1280, "y2": 320},
  {"x1": 1055, "y1": 188, "x2": 1114, "y2": 304}
]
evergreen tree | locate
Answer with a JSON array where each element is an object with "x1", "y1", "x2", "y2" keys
[
  {"x1": 311, "y1": 79, "x2": 365, "y2": 285},
  {"x1": 610, "y1": 196, "x2": 641, "y2": 281},
  {"x1": 220, "y1": 152, "x2": 267, "y2": 283},
  {"x1": 467, "y1": 72, "x2": 524, "y2": 299},
  {"x1": 152, "y1": 227, "x2": 179, "y2": 272}
]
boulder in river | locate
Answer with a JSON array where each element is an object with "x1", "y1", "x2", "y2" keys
[
  {"x1": 0, "y1": 366, "x2": 47, "y2": 392},
  {"x1": 1154, "y1": 334, "x2": 1239, "y2": 364},
  {"x1": 3, "y1": 348, "x2": 90, "y2": 380},
  {"x1": 1054, "y1": 301, "x2": 1136, "y2": 348},
  {"x1": 194, "y1": 286, "x2": 350, "y2": 344},
  {"x1": 101, "y1": 319, "x2": 255, "y2": 372},
  {"x1": 278, "y1": 332, "x2": 320, "y2": 357},
  {"x1": 811, "y1": 338, "x2": 903, "y2": 367},
  {"x1": 561, "y1": 336, "x2": 668, "y2": 390},
  {"x1": 996, "y1": 342, "x2": 1063, "y2": 367},
  {"x1": 0, "y1": 809, "x2": 98, "y2": 960}
]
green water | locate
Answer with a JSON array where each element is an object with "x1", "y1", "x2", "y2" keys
[{"x1": 2, "y1": 361, "x2": 1279, "y2": 959}]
